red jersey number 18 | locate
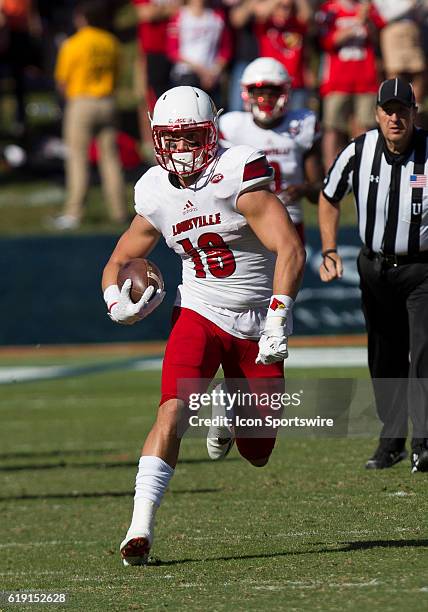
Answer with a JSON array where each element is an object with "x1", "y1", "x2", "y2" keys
[{"x1": 177, "y1": 232, "x2": 236, "y2": 279}]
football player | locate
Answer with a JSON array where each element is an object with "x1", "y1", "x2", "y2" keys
[
  {"x1": 219, "y1": 56, "x2": 323, "y2": 243},
  {"x1": 101, "y1": 85, "x2": 305, "y2": 566}
]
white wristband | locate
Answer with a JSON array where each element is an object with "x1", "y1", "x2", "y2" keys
[
  {"x1": 265, "y1": 295, "x2": 294, "y2": 331},
  {"x1": 267, "y1": 295, "x2": 294, "y2": 316},
  {"x1": 103, "y1": 284, "x2": 121, "y2": 310}
]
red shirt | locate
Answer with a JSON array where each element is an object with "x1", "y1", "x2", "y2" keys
[
  {"x1": 317, "y1": 0, "x2": 385, "y2": 96},
  {"x1": 2, "y1": 0, "x2": 31, "y2": 32},
  {"x1": 254, "y1": 16, "x2": 308, "y2": 89},
  {"x1": 133, "y1": 0, "x2": 173, "y2": 54}
]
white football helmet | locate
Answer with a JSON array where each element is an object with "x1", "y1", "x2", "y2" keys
[
  {"x1": 151, "y1": 86, "x2": 221, "y2": 176},
  {"x1": 241, "y1": 57, "x2": 291, "y2": 125}
]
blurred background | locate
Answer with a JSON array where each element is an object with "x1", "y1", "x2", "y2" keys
[{"x1": 2, "y1": 0, "x2": 427, "y2": 345}]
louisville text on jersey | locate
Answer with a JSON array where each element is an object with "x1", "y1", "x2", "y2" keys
[{"x1": 172, "y1": 212, "x2": 222, "y2": 236}]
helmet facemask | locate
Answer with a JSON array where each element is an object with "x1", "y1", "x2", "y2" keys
[
  {"x1": 243, "y1": 84, "x2": 289, "y2": 126},
  {"x1": 152, "y1": 122, "x2": 218, "y2": 176}
]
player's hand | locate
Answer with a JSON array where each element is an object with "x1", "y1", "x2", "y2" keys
[
  {"x1": 256, "y1": 295, "x2": 294, "y2": 365},
  {"x1": 108, "y1": 280, "x2": 164, "y2": 325},
  {"x1": 256, "y1": 329, "x2": 288, "y2": 365},
  {"x1": 319, "y1": 251, "x2": 343, "y2": 282}
]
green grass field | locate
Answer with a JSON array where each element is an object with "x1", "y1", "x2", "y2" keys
[
  {"x1": 0, "y1": 177, "x2": 357, "y2": 237},
  {"x1": 0, "y1": 360, "x2": 426, "y2": 611}
]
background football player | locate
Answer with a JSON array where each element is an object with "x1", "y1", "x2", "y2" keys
[
  {"x1": 101, "y1": 86, "x2": 305, "y2": 566},
  {"x1": 220, "y1": 56, "x2": 323, "y2": 243}
]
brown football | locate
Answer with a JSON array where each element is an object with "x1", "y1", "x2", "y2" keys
[{"x1": 117, "y1": 258, "x2": 164, "y2": 304}]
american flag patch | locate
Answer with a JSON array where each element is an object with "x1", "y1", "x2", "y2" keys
[{"x1": 410, "y1": 174, "x2": 427, "y2": 188}]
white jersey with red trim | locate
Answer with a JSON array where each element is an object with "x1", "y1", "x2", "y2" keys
[
  {"x1": 219, "y1": 109, "x2": 319, "y2": 224},
  {"x1": 134, "y1": 145, "x2": 275, "y2": 339}
]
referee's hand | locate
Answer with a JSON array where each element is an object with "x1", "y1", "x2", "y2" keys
[{"x1": 319, "y1": 251, "x2": 343, "y2": 282}]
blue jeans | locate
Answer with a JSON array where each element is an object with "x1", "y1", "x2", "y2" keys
[{"x1": 227, "y1": 60, "x2": 250, "y2": 112}]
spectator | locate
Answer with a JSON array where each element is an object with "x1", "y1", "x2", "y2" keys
[
  {"x1": 317, "y1": 0, "x2": 385, "y2": 170},
  {"x1": 133, "y1": 51, "x2": 155, "y2": 162},
  {"x1": 0, "y1": 0, "x2": 42, "y2": 136},
  {"x1": 373, "y1": 0, "x2": 426, "y2": 105},
  {"x1": 253, "y1": 0, "x2": 314, "y2": 111},
  {"x1": 132, "y1": 0, "x2": 182, "y2": 159},
  {"x1": 224, "y1": 0, "x2": 259, "y2": 111},
  {"x1": 51, "y1": 0, "x2": 127, "y2": 230},
  {"x1": 133, "y1": 0, "x2": 181, "y2": 106},
  {"x1": 166, "y1": 0, "x2": 232, "y2": 108}
]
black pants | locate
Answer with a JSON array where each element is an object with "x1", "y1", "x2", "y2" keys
[
  {"x1": 146, "y1": 53, "x2": 172, "y2": 100},
  {"x1": 358, "y1": 249, "x2": 428, "y2": 451}
]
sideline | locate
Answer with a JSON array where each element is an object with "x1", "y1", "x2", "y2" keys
[
  {"x1": 0, "y1": 335, "x2": 366, "y2": 359},
  {"x1": 0, "y1": 346, "x2": 367, "y2": 385}
]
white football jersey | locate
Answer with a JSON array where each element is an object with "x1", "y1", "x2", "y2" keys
[
  {"x1": 219, "y1": 109, "x2": 319, "y2": 224},
  {"x1": 134, "y1": 145, "x2": 275, "y2": 339}
]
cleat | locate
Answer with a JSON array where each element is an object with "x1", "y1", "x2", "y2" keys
[
  {"x1": 365, "y1": 446, "x2": 407, "y2": 470},
  {"x1": 411, "y1": 445, "x2": 428, "y2": 473},
  {"x1": 207, "y1": 426, "x2": 235, "y2": 460},
  {"x1": 207, "y1": 382, "x2": 235, "y2": 460},
  {"x1": 120, "y1": 535, "x2": 151, "y2": 566}
]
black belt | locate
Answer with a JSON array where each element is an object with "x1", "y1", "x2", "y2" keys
[{"x1": 362, "y1": 246, "x2": 428, "y2": 267}]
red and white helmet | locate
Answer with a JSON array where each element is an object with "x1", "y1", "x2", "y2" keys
[
  {"x1": 241, "y1": 57, "x2": 291, "y2": 125},
  {"x1": 151, "y1": 86, "x2": 221, "y2": 176}
]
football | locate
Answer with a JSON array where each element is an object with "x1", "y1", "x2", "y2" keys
[{"x1": 117, "y1": 258, "x2": 164, "y2": 304}]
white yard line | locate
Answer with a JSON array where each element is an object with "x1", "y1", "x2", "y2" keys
[
  {"x1": 0, "y1": 541, "x2": 98, "y2": 549},
  {"x1": 0, "y1": 347, "x2": 367, "y2": 385},
  {"x1": 287, "y1": 346, "x2": 366, "y2": 368}
]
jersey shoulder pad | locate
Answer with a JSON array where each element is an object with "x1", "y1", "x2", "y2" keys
[
  {"x1": 210, "y1": 146, "x2": 273, "y2": 204},
  {"x1": 218, "y1": 145, "x2": 273, "y2": 195},
  {"x1": 217, "y1": 145, "x2": 270, "y2": 180},
  {"x1": 241, "y1": 149, "x2": 274, "y2": 194}
]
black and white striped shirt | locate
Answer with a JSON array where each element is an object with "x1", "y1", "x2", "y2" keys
[{"x1": 323, "y1": 128, "x2": 428, "y2": 255}]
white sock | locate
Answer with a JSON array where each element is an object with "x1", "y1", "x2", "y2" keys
[{"x1": 125, "y1": 456, "x2": 174, "y2": 543}]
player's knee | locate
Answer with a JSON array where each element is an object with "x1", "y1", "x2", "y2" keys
[
  {"x1": 155, "y1": 399, "x2": 184, "y2": 434},
  {"x1": 236, "y1": 438, "x2": 275, "y2": 466},
  {"x1": 247, "y1": 456, "x2": 270, "y2": 467}
]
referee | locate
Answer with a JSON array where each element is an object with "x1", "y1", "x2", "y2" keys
[{"x1": 319, "y1": 77, "x2": 428, "y2": 473}]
